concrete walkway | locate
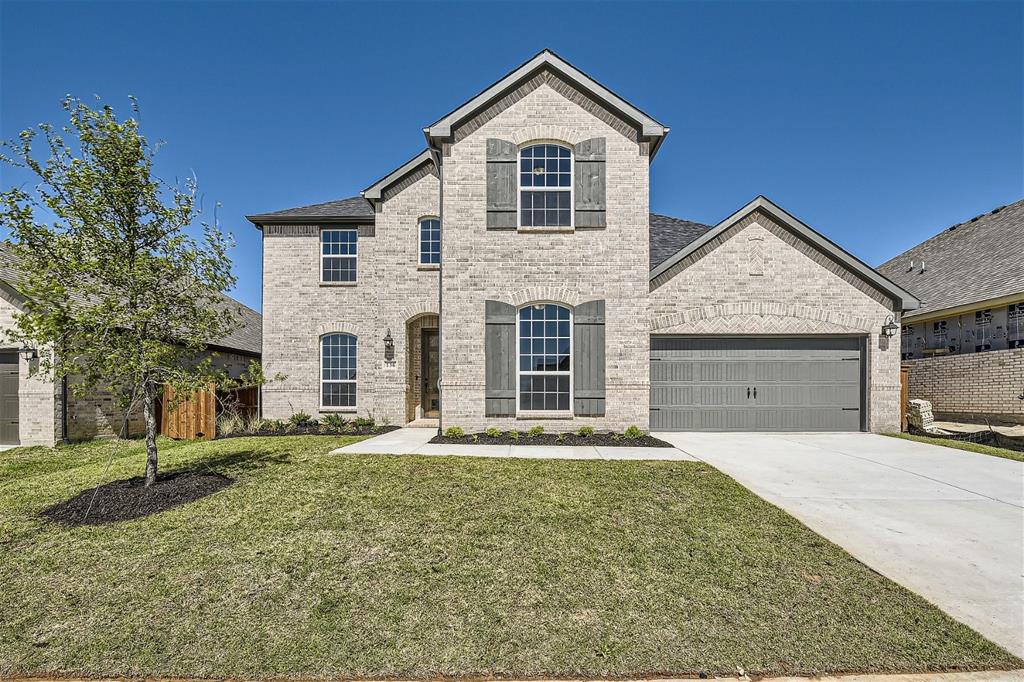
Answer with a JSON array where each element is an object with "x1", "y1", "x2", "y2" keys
[
  {"x1": 659, "y1": 432, "x2": 1024, "y2": 658},
  {"x1": 331, "y1": 427, "x2": 697, "y2": 461}
]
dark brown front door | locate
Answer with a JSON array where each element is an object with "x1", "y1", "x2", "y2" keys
[
  {"x1": 421, "y1": 329, "x2": 440, "y2": 418},
  {"x1": 0, "y1": 352, "x2": 19, "y2": 445}
]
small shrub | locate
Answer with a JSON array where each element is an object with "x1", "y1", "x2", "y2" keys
[
  {"x1": 556, "y1": 433, "x2": 566, "y2": 442},
  {"x1": 471, "y1": 434, "x2": 479, "y2": 443},
  {"x1": 262, "y1": 419, "x2": 285, "y2": 433},
  {"x1": 353, "y1": 416, "x2": 376, "y2": 430},
  {"x1": 623, "y1": 425, "x2": 645, "y2": 440},
  {"x1": 484, "y1": 427, "x2": 502, "y2": 438},
  {"x1": 527, "y1": 425, "x2": 544, "y2": 438},
  {"x1": 322, "y1": 413, "x2": 348, "y2": 430},
  {"x1": 288, "y1": 411, "x2": 313, "y2": 427},
  {"x1": 216, "y1": 414, "x2": 241, "y2": 436},
  {"x1": 576, "y1": 426, "x2": 595, "y2": 437},
  {"x1": 507, "y1": 430, "x2": 520, "y2": 441},
  {"x1": 445, "y1": 426, "x2": 465, "y2": 438}
]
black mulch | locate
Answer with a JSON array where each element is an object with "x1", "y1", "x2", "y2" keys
[
  {"x1": 40, "y1": 471, "x2": 234, "y2": 526},
  {"x1": 216, "y1": 424, "x2": 400, "y2": 440},
  {"x1": 429, "y1": 431, "x2": 674, "y2": 448}
]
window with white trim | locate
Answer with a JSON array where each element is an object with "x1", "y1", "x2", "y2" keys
[
  {"x1": 321, "y1": 333, "x2": 356, "y2": 408},
  {"x1": 517, "y1": 303, "x2": 571, "y2": 412},
  {"x1": 519, "y1": 144, "x2": 571, "y2": 228},
  {"x1": 321, "y1": 229, "x2": 357, "y2": 282},
  {"x1": 419, "y1": 217, "x2": 440, "y2": 265}
]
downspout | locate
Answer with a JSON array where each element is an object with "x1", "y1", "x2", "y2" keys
[
  {"x1": 60, "y1": 374, "x2": 69, "y2": 444},
  {"x1": 436, "y1": 150, "x2": 444, "y2": 437}
]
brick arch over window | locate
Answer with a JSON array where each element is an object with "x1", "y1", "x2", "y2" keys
[
  {"x1": 506, "y1": 287, "x2": 585, "y2": 309},
  {"x1": 510, "y1": 126, "x2": 585, "y2": 147},
  {"x1": 316, "y1": 323, "x2": 360, "y2": 338},
  {"x1": 650, "y1": 301, "x2": 875, "y2": 335}
]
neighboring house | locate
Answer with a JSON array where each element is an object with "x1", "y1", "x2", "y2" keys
[
  {"x1": 0, "y1": 244, "x2": 262, "y2": 447},
  {"x1": 249, "y1": 50, "x2": 919, "y2": 433},
  {"x1": 878, "y1": 199, "x2": 1024, "y2": 424}
]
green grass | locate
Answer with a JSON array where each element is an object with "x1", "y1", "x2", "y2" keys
[
  {"x1": 887, "y1": 432, "x2": 1024, "y2": 463},
  {"x1": 0, "y1": 436, "x2": 1018, "y2": 679}
]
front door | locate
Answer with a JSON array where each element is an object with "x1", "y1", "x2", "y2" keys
[
  {"x1": 0, "y1": 352, "x2": 19, "y2": 445},
  {"x1": 421, "y1": 329, "x2": 440, "y2": 418}
]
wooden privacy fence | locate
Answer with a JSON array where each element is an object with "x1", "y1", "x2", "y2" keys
[{"x1": 160, "y1": 384, "x2": 216, "y2": 441}]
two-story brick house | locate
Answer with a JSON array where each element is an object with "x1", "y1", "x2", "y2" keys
[{"x1": 249, "y1": 50, "x2": 919, "y2": 433}]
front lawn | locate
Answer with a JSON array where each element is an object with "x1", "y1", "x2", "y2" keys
[
  {"x1": 0, "y1": 436, "x2": 1017, "y2": 678},
  {"x1": 888, "y1": 432, "x2": 1024, "y2": 463}
]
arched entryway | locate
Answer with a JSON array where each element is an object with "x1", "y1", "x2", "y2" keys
[{"x1": 405, "y1": 313, "x2": 439, "y2": 424}]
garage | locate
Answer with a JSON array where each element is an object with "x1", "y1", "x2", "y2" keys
[
  {"x1": 650, "y1": 336, "x2": 865, "y2": 432},
  {"x1": 1, "y1": 351, "x2": 18, "y2": 445}
]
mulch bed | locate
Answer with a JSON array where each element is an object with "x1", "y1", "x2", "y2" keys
[
  {"x1": 430, "y1": 431, "x2": 674, "y2": 447},
  {"x1": 216, "y1": 424, "x2": 400, "y2": 440},
  {"x1": 40, "y1": 471, "x2": 234, "y2": 526}
]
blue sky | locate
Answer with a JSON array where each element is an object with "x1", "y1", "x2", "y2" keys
[{"x1": 2, "y1": 1, "x2": 1021, "y2": 312}]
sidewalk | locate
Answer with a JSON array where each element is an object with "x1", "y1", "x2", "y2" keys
[{"x1": 331, "y1": 426, "x2": 698, "y2": 461}]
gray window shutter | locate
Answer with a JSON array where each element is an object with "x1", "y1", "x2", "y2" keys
[
  {"x1": 485, "y1": 300, "x2": 516, "y2": 416},
  {"x1": 573, "y1": 299, "x2": 605, "y2": 416},
  {"x1": 574, "y1": 138, "x2": 606, "y2": 228},
  {"x1": 486, "y1": 139, "x2": 517, "y2": 230}
]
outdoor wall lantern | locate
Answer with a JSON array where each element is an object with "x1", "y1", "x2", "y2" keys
[
  {"x1": 17, "y1": 345, "x2": 38, "y2": 361},
  {"x1": 383, "y1": 329, "x2": 395, "y2": 362},
  {"x1": 881, "y1": 316, "x2": 899, "y2": 338}
]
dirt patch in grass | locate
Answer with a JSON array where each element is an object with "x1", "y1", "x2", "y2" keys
[
  {"x1": 40, "y1": 470, "x2": 234, "y2": 526},
  {"x1": 430, "y1": 431, "x2": 674, "y2": 447}
]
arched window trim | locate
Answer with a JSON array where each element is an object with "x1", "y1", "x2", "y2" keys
[
  {"x1": 320, "y1": 332, "x2": 357, "y2": 410},
  {"x1": 516, "y1": 302, "x2": 573, "y2": 415},
  {"x1": 418, "y1": 215, "x2": 441, "y2": 266},
  {"x1": 517, "y1": 142, "x2": 573, "y2": 229}
]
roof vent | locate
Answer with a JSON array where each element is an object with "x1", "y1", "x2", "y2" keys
[
  {"x1": 920, "y1": 260, "x2": 926, "y2": 273},
  {"x1": 907, "y1": 259, "x2": 915, "y2": 272}
]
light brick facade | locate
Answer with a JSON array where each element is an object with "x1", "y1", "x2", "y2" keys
[
  {"x1": 649, "y1": 210, "x2": 903, "y2": 432},
  {"x1": 904, "y1": 349, "x2": 1024, "y2": 424},
  {"x1": 261, "y1": 171, "x2": 440, "y2": 425},
  {"x1": 255, "y1": 54, "x2": 910, "y2": 434}
]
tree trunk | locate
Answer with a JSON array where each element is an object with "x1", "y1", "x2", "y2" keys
[{"x1": 142, "y1": 379, "x2": 159, "y2": 487}]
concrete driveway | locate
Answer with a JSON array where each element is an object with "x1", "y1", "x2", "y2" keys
[{"x1": 656, "y1": 432, "x2": 1024, "y2": 657}]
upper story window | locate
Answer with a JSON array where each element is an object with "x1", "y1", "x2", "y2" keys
[
  {"x1": 321, "y1": 333, "x2": 356, "y2": 408},
  {"x1": 519, "y1": 144, "x2": 571, "y2": 228},
  {"x1": 321, "y1": 229, "x2": 357, "y2": 283},
  {"x1": 419, "y1": 217, "x2": 440, "y2": 265},
  {"x1": 518, "y1": 303, "x2": 571, "y2": 413}
]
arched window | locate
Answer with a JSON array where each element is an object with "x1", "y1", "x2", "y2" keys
[
  {"x1": 518, "y1": 303, "x2": 571, "y2": 412},
  {"x1": 321, "y1": 333, "x2": 356, "y2": 408},
  {"x1": 419, "y1": 217, "x2": 440, "y2": 265},
  {"x1": 519, "y1": 143, "x2": 571, "y2": 228}
]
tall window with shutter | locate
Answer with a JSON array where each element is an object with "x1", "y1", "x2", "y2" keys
[{"x1": 519, "y1": 144, "x2": 572, "y2": 228}]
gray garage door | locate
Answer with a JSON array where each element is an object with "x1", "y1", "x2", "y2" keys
[
  {"x1": 650, "y1": 337, "x2": 864, "y2": 432},
  {"x1": 0, "y1": 352, "x2": 18, "y2": 445}
]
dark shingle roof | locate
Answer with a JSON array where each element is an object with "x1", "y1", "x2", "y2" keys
[
  {"x1": 248, "y1": 196, "x2": 373, "y2": 221},
  {"x1": 649, "y1": 213, "x2": 712, "y2": 270},
  {"x1": 877, "y1": 199, "x2": 1024, "y2": 320},
  {"x1": 0, "y1": 243, "x2": 261, "y2": 356}
]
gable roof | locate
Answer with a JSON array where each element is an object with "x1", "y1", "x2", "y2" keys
[
  {"x1": 649, "y1": 214, "x2": 712, "y2": 270},
  {"x1": 0, "y1": 243, "x2": 262, "y2": 356},
  {"x1": 876, "y1": 199, "x2": 1024, "y2": 320},
  {"x1": 361, "y1": 150, "x2": 436, "y2": 201},
  {"x1": 423, "y1": 49, "x2": 670, "y2": 158},
  {"x1": 649, "y1": 196, "x2": 921, "y2": 313},
  {"x1": 246, "y1": 196, "x2": 373, "y2": 227}
]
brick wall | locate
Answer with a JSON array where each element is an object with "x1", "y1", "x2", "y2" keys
[
  {"x1": 904, "y1": 349, "x2": 1024, "y2": 424},
  {"x1": 439, "y1": 81, "x2": 651, "y2": 432},
  {"x1": 649, "y1": 210, "x2": 903, "y2": 432},
  {"x1": 261, "y1": 173, "x2": 440, "y2": 426}
]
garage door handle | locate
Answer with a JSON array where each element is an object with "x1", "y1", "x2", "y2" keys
[
  {"x1": 747, "y1": 387, "x2": 750, "y2": 399},
  {"x1": 753, "y1": 387, "x2": 757, "y2": 399}
]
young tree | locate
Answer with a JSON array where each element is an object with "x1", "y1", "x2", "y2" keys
[{"x1": 0, "y1": 96, "x2": 238, "y2": 486}]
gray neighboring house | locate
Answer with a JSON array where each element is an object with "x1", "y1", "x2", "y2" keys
[
  {"x1": 0, "y1": 244, "x2": 262, "y2": 447},
  {"x1": 878, "y1": 199, "x2": 1024, "y2": 424},
  {"x1": 250, "y1": 49, "x2": 918, "y2": 433}
]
